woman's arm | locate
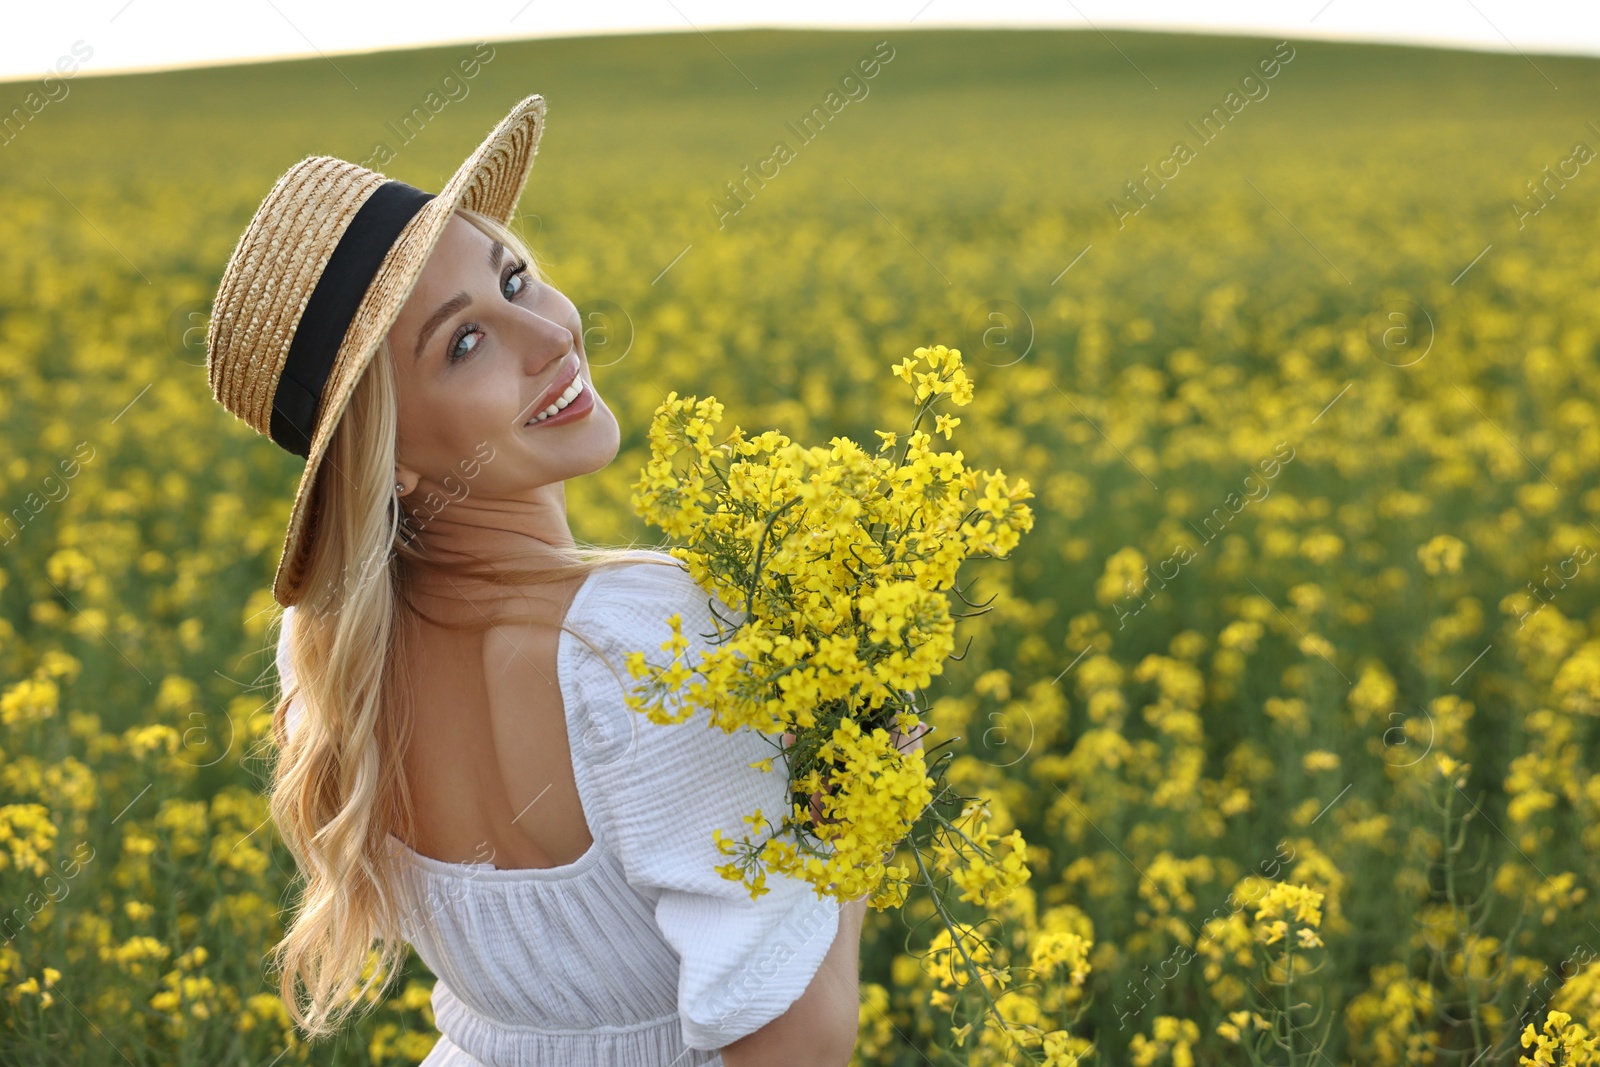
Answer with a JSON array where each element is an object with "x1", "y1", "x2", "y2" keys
[
  {"x1": 719, "y1": 892, "x2": 869, "y2": 1067},
  {"x1": 721, "y1": 719, "x2": 928, "y2": 1065}
]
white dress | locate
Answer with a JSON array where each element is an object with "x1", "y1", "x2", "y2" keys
[{"x1": 274, "y1": 551, "x2": 841, "y2": 1066}]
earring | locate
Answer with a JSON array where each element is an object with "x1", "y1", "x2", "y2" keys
[{"x1": 394, "y1": 482, "x2": 405, "y2": 495}]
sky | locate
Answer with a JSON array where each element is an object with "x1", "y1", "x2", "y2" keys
[{"x1": 1, "y1": 0, "x2": 1595, "y2": 84}]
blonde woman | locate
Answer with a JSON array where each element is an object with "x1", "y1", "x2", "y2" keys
[{"x1": 206, "y1": 95, "x2": 919, "y2": 1066}]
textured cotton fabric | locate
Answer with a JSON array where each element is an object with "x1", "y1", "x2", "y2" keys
[{"x1": 274, "y1": 552, "x2": 842, "y2": 1066}]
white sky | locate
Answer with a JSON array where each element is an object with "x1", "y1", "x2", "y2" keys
[{"x1": 1, "y1": 0, "x2": 1595, "y2": 84}]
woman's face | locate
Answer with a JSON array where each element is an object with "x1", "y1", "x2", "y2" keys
[{"x1": 385, "y1": 212, "x2": 619, "y2": 503}]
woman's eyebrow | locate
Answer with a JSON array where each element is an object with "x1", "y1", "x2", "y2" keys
[
  {"x1": 413, "y1": 292, "x2": 468, "y2": 362},
  {"x1": 411, "y1": 241, "x2": 508, "y2": 363}
]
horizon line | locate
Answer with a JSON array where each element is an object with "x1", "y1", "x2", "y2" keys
[{"x1": 2, "y1": 20, "x2": 1597, "y2": 88}]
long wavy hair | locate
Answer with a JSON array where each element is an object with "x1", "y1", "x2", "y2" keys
[{"x1": 263, "y1": 206, "x2": 677, "y2": 1039}]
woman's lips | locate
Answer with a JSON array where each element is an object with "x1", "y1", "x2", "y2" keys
[
  {"x1": 522, "y1": 374, "x2": 594, "y2": 428},
  {"x1": 520, "y1": 354, "x2": 580, "y2": 423}
]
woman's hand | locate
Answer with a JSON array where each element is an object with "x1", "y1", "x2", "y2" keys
[
  {"x1": 889, "y1": 717, "x2": 933, "y2": 757},
  {"x1": 780, "y1": 730, "x2": 837, "y2": 827},
  {"x1": 719, "y1": 886, "x2": 870, "y2": 1067}
]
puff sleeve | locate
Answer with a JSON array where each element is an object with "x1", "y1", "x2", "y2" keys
[{"x1": 564, "y1": 559, "x2": 843, "y2": 1052}]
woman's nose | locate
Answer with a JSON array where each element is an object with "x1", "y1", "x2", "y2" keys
[{"x1": 516, "y1": 306, "x2": 576, "y2": 373}]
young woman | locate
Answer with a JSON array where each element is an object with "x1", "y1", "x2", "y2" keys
[{"x1": 206, "y1": 95, "x2": 920, "y2": 1066}]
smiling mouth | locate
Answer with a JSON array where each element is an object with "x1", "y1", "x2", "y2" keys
[{"x1": 524, "y1": 374, "x2": 586, "y2": 424}]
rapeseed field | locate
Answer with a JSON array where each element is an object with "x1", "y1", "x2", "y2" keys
[{"x1": 2, "y1": 25, "x2": 1599, "y2": 1066}]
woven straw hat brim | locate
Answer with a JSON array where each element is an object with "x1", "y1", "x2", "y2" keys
[{"x1": 268, "y1": 95, "x2": 547, "y2": 607}]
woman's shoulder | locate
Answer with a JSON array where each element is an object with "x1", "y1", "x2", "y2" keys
[
  {"x1": 566, "y1": 552, "x2": 744, "y2": 716},
  {"x1": 589, "y1": 549, "x2": 690, "y2": 591},
  {"x1": 580, "y1": 551, "x2": 729, "y2": 635}
]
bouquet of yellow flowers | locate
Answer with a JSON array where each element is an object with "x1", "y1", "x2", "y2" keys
[{"x1": 625, "y1": 344, "x2": 1073, "y2": 1059}]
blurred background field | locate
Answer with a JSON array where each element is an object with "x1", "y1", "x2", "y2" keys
[{"x1": 3, "y1": 24, "x2": 1600, "y2": 1066}]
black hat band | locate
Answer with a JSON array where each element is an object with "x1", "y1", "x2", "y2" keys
[{"x1": 269, "y1": 179, "x2": 436, "y2": 458}]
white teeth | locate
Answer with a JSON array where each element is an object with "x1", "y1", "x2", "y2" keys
[{"x1": 528, "y1": 376, "x2": 584, "y2": 423}]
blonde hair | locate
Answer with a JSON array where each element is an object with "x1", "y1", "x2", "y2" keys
[{"x1": 263, "y1": 206, "x2": 675, "y2": 1038}]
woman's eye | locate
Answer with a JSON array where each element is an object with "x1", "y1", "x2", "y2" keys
[
  {"x1": 503, "y1": 260, "x2": 531, "y2": 300},
  {"x1": 448, "y1": 329, "x2": 480, "y2": 363}
]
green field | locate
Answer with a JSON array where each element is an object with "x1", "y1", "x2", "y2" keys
[{"x1": 3, "y1": 24, "x2": 1600, "y2": 1066}]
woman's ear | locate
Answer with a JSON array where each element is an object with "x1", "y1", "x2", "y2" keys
[{"x1": 393, "y1": 466, "x2": 418, "y2": 496}]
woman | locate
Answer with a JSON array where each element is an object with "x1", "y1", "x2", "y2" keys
[{"x1": 206, "y1": 95, "x2": 921, "y2": 1066}]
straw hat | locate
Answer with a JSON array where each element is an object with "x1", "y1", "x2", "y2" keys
[{"x1": 205, "y1": 94, "x2": 547, "y2": 609}]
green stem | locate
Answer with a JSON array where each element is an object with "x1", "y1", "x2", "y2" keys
[
  {"x1": 744, "y1": 495, "x2": 806, "y2": 616},
  {"x1": 933, "y1": 800, "x2": 1008, "y2": 861},
  {"x1": 907, "y1": 834, "x2": 1044, "y2": 1063},
  {"x1": 889, "y1": 364, "x2": 956, "y2": 470},
  {"x1": 1442, "y1": 785, "x2": 1487, "y2": 1058},
  {"x1": 1284, "y1": 928, "x2": 1295, "y2": 1065}
]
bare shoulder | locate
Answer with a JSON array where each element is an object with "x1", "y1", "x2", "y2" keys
[
  {"x1": 475, "y1": 558, "x2": 677, "y2": 684},
  {"x1": 479, "y1": 604, "x2": 562, "y2": 698},
  {"x1": 473, "y1": 599, "x2": 599, "y2": 867}
]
